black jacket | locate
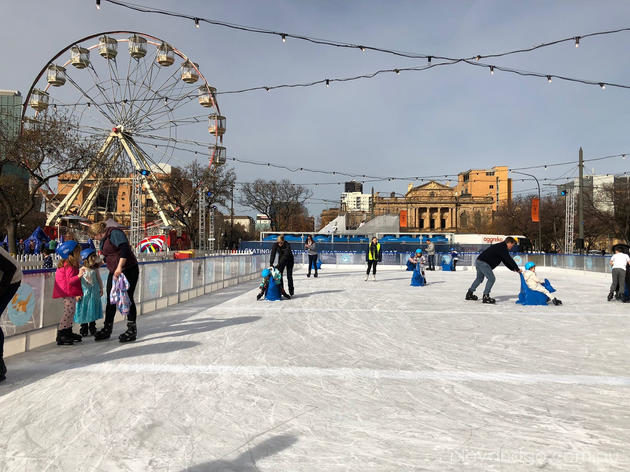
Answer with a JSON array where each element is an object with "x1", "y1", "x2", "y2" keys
[
  {"x1": 365, "y1": 242, "x2": 382, "y2": 262},
  {"x1": 477, "y1": 242, "x2": 519, "y2": 271},
  {"x1": 270, "y1": 241, "x2": 294, "y2": 267}
]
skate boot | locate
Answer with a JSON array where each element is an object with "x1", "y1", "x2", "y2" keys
[
  {"x1": 0, "y1": 358, "x2": 7, "y2": 382},
  {"x1": 607, "y1": 292, "x2": 614, "y2": 301},
  {"x1": 372, "y1": 274, "x2": 376, "y2": 281},
  {"x1": 552, "y1": 298, "x2": 562, "y2": 306},
  {"x1": 482, "y1": 294, "x2": 496, "y2": 304},
  {"x1": 79, "y1": 324, "x2": 89, "y2": 337},
  {"x1": 282, "y1": 291, "x2": 291, "y2": 300},
  {"x1": 119, "y1": 322, "x2": 137, "y2": 343},
  {"x1": 314, "y1": 272, "x2": 318, "y2": 278},
  {"x1": 56, "y1": 329, "x2": 75, "y2": 346},
  {"x1": 256, "y1": 292, "x2": 263, "y2": 300},
  {"x1": 307, "y1": 273, "x2": 311, "y2": 278},
  {"x1": 465, "y1": 290, "x2": 478, "y2": 301},
  {"x1": 67, "y1": 328, "x2": 82, "y2": 342},
  {"x1": 94, "y1": 322, "x2": 113, "y2": 341},
  {"x1": 365, "y1": 274, "x2": 369, "y2": 281},
  {"x1": 89, "y1": 322, "x2": 97, "y2": 336}
]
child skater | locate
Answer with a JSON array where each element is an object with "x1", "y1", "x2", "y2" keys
[
  {"x1": 524, "y1": 261, "x2": 562, "y2": 305},
  {"x1": 257, "y1": 267, "x2": 291, "y2": 300},
  {"x1": 408, "y1": 249, "x2": 427, "y2": 279},
  {"x1": 450, "y1": 248, "x2": 459, "y2": 271},
  {"x1": 53, "y1": 241, "x2": 85, "y2": 345},
  {"x1": 75, "y1": 248, "x2": 103, "y2": 337}
]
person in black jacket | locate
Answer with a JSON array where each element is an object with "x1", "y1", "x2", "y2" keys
[
  {"x1": 0, "y1": 247, "x2": 23, "y2": 382},
  {"x1": 270, "y1": 235, "x2": 294, "y2": 298},
  {"x1": 365, "y1": 237, "x2": 382, "y2": 281},
  {"x1": 466, "y1": 237, "x2": 521, "y2": 304}
]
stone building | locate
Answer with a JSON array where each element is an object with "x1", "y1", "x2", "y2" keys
[{"x1": 373, "y1": 181, "x2": 495, "y2": 232}]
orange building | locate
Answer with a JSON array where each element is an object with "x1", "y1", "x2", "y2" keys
[
  {"x1": 455, "y1": 166, "x2": 511, "y2": 211},
  {"x1": 54, "y1": 165, "x2": 189, "y2": 226}
]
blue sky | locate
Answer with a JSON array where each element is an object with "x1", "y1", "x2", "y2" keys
[{"x1": 3, "y1": 0, "x2": 630, "y2": 218}]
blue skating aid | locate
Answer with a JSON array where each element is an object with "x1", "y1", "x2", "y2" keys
[
  {"x1": 441, "y1": 254, "x2": 453, "y2": 271},
  {"x1": 406, "y1": 260, "x2": 415, "y2": 271},
  {"x1": 410, "y1": 269, "x2": 425, "y2": 286},
  {"x1": 316, "y1": 259, "x2": 322, "y2": 270},
  {"x1": 265, "y1": 277, "x2": 282, "y2": 301},
  {"x1": 516, "y1": 273, "x2": 556, "y2": 305}
]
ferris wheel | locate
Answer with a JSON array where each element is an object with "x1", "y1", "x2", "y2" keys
[{"x1": 22, "y1": 31, "x2": 227, "y2": 230}]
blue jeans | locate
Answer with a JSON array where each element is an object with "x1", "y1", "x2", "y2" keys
[{"x1": 469, "y1": 260, "x2": 496, "y2": 295}]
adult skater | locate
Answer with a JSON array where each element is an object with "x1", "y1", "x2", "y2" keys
[
  {"x1": 426, "y1": 240, "x2": 436, "y2": 271},
  {"x1": 270, "y1": 235, "x2": 294, "y2": 297},
  {"x1": 365, "y1": 236, "x2": 382, "y2": 281},
  {"x1": 466, "y1": 236, "x2": 521, "y2": 304},
  {"x1": 0, "y1": 247, "x2": 22, "y2": 382},
  {"x1": 88, "y1": 221, "x2": 139, "y2": 342},
  {"x1": 305, "y1": 234, "x2": 318, "y2": 278}
]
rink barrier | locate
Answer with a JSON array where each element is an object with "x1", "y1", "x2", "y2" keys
[{"x1": 1, "y1": 253, "x2": 267, "y2": 358}]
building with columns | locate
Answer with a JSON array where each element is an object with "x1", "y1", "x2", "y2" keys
[{"x1": 373, "y1": 181, "x2": 495, "y2": 232}]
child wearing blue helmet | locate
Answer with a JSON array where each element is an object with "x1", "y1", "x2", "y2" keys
[
  {"x1": 257, "y1": 267, "x2": 291, "y2": 300},
  {"x1": 450, "y1": 248, "x2": 459, "y2": 271},
  {"x1": 74, "y1": 248, "x2": 104, "y2": 336},
  {"x1": 524, "y1": 261, "x2": 562, "y2": 305},
  {"x1": 408, "y1": 249, "x2": 427, "y2": 278}
]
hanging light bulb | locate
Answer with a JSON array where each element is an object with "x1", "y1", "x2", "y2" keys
[
  {"x1": 194, "y1": 18, "x2": 200, "y2": 28},
  {"x1": 600, "y1": 83, "x2": 606, "y2": 90},
  {"x1": 575, "y1": 36, "x2": 580, "y2": 47},
  {"x1": 475, "y1": 55, "x2": 481, "y2": 61},
  {"x1": 325, "y1": 79, "x2": 330, "y2": 87},
  {"x1": 547, "y1": 75, "x2": 552, "y2": 83},
  {"x1": 264, "y1": 87, "x2": 270, "y2": 92},
  {"x1": 622, "y1": 154, "x2": 627, "y2": 160},
  {"x1": 96, "y1": 0, "x2": 100, "y2": 9},
  {"x1": 394, "y1": 69, "x2": 400, "y2": 75},
  {"x1": 490, "y1": 66, "x2": 494, "y2": 75},
  {"x1": 427, "y1": 56, "x2": 432, "y2": 64},
  {"x1": 359, "y1": 46, "x2": 365, "y2": 52},
  {"x1": 281, "y1": 34, "x2": 287, "y2": 43}
]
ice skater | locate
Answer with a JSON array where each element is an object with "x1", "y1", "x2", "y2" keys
[
  {"x1": 450, "y1": 248, "x2": 459, "y2": 271},
  {"x1": 0, "y1": 247, "x2": 23, "y2": 382},
  {"x1": 408, "y1": 249, "x2": 427, "y2": 279},
  {"x1": 426, "y1": 240, "x2": 436, "y2": 271},
  {"x1": 53, "y1": 241, "x2": 85, "y2": 345},
  {"x1": 365, "y1": 237, "x2": 382, "y2": 281},
  {"x1": 257, "y1": 267, "x2": 291, "y2": 300},
  {"x1": 74, "y1": 248, "x2": 104, "y2": 337},
  {"x1": 466, "y1": 237, "x2": 521, "y2": 304},
  {"x1": 523, "y1": 262, "x2": 562, "y2": 305},
  {"x1": 270, "y1": 235, "x2": 295, "y2": 296},
  {"x1": 608, "y1": 246, "x2": 630, "y2": 301},
  {"x1": 305, "y1": 235, "x2": 318, "y2": 278}
]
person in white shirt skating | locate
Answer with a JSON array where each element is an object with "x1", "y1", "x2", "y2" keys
[{"x1": 608, "y1": 247, "x2": 630, "y2": 301}]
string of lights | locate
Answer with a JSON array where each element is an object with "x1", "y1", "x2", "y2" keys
[
  {"x1": 100, "y1": 0, "x2": 630, "y2": 64},
  {"x1": 133, "y1": 137, "x2": 630, "y2": 181}
]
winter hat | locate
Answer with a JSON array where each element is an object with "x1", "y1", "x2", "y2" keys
[
  {"x1": 56, "y1": 241, "x2": 78, "y2": 260},
  {"x1": 261, "y1": 268, "x2": 271, "y2": 278},
  {"x1": 525, "y1": 261, "x2": 536, "y2": 270},
  {"x1": 81, "y1": 247, "x2": 96, "y2": 262},
  {"x1": 415, "y1": 249, "x2": 422, "y2": 254}
]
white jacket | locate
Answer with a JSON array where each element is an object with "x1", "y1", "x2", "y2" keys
[{"x1": 524, "y1": 269, "x2": 551, "y2": 296}]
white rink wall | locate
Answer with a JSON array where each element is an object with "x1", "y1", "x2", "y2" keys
[{"x1": 1, "y1": 254, "x2": 267, "y2": 357}]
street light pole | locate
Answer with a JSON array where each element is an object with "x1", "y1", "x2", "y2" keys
[{"x1": 511, "y1": 170, "x2": 542, "y2": 252}]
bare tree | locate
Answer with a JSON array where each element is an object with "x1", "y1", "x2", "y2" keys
[
  {"x1": 0, "y1": 111, "x2": 100, "y2": 253},
  {"x1": 239, "y1": 179, "x2": 313, "y2": 231},
  {"x1": 151, "y1": 160, "x2": 236, "y2": 245}
]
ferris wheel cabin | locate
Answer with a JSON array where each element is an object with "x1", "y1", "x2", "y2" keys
[
  {"x1": 70, "y1": 46, "x2": 90, "y2": 69},
  {"x1": 29, "y1": 89, "x2": 50, "y2": 111},
  {"x1": 128, "y1": 35, "x2": 147, "y2": 59},
  {"x1": 157, "y1": 42, "x2": 174, "y2": 66},
  {"x1": 208, "y1": 114, "x2": 226, "y2": 136},
  {"x1": 46, "y1": 65, "x2": 66, "y2": 87},
  {"x1": 98, "y1": 35, "x2": 118, "y2": 59},
  {"x1": 210, "y1": 145, "x2": 227, "y2": 165},
  {"x1": 181, "y1": 61, "x2": 199, "y2": 84},
  {"x1": 198, "y1": 86, "x2": 216, "y2": 108}
]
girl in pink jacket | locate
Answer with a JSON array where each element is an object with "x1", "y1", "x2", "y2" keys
[{"x1": 53, "y1": 241, "x2": 85, "y2": 345}]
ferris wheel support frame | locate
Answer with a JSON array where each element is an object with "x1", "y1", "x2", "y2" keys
[
  {"x1": 45, "y1": 134, "x2": 116, "y2": 226},
  {"x1": 117, "y1": 133, "x2": 174, "y2": 229},
  {"x1": 77, "y1": 147, "x2": 122, "y2": 217}
]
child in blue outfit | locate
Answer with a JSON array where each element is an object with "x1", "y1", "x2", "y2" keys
[
  {"x1": 74, "y1": 248, "x2": 104, "y2": 336},
  {"x1": 257, "y1": 267, "x2": 291, "y2": 300}
]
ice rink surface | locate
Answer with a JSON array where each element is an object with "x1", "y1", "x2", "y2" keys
[{"x1": 1, "y1": 265, "x2": 629, "y2": 471}]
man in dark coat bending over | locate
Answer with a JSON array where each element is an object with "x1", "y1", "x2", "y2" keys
[
  {"x1": 270, "y1": 235, "x2": 294, "y2": 298},
  {"x1": 466, "y1": 236, "x2": 521, "y2": 304}
]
